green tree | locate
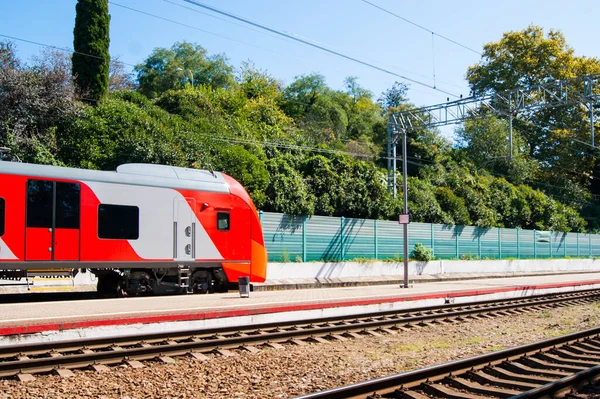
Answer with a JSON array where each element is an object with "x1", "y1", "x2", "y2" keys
[
  {"x1": 300, "y1": 155, "x2": 344, "y2": 216},
  {"x1": 216, "y1": 145, "x2": 269, "y2": 208},
  {"x1": 378, "y1": 81, "x2": 408, "y2": 111},
  {"x1": 280, "y1": 73, "x2": 328, "y2": 119},
  {"x1": 407, "y1": 178, "x2": 450, "y2": 224},
  {"x1": 466, "y1": 25, "x2": 600, "y2": 207},
  {"x1": 435, "y1": 187, "x2": 471, "y2": 225},
  {"x1": 0, "y1": 42, "x2": 81, "y2": 164},
  {"x1": 135, "y1": 42, "x2": 234, "y2": 99},
  {"x1": 72, "y1": 0, "x2": 110, "y2": 103},
  {"x1": 455, "y1": 115, "x2": 537, "y2": 184},
  {"x1": 237, "y1": 61, "x2": 280, "y2": 101},
  {"x1": 264, "y1": 157, "x2": 315, "y2": 215}
]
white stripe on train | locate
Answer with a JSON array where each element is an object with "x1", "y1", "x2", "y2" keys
[
  {"x1": 85, "y1": 181, "x2": 223, "y2": 261},
  {"x1": 0, "y1": 237, "x2": 17, "y2": 260}
]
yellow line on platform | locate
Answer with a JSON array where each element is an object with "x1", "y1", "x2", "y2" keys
[
  {"x1": 28, "y1": 278, "x2": 73, "y2": 281},
  {"x1": 29, "y1": 286, "x2": 75, "y2": 291}
]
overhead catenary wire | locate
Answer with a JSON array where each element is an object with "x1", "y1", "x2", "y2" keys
[
  {"x1": 112, "y1": 2, "x2": 440, "y2": 100},
  {"x1": 431, "y1": 33, "x2": 436, "y2": 89},
  {"x1": 109, "y1": 2, "x2": 275, "y2": 54},
  {"x1": 0, "y1": 33, "x2": 134, "y2": 67},
  {"x1": 161, "y1": 0, "x2": 467, "y2": 94},
  {"x1": 161, "y1": 0, "x2": 295, "y2": 45},
  {"x1": 180, "y1": 0, "x2": 459, "y2": 98},
  {"x1": 360, "y1": 0, "x2": 482, "y2": 56}
]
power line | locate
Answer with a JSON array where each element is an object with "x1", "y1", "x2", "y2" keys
[
  {"x1": 0, "y1": 33, "x2": 135, "y2": 67},
  {"x1": 161, "y1": 0, "x2": 290, "y2": 45},
  {"x1": 166, "y1": 0, "x2": 463, "y2": 93},
  {"x1": 180, "y1": 0, "x2": 459, "y2": 98},
  {"x1": 113, "y1": 1, "x2": 406, "y2": 95},
  {"x1": 360, "y1": 0, "x2": 482, "y2": 56},
  {"x1": 109, "y1": 2, "x2": 274, "y2": 54}
]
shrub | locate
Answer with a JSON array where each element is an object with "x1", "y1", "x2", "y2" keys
[{"x1": 412, "y1": 243, "x2": 434, "y2": 262}]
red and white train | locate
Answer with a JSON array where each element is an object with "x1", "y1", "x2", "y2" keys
[{"x1": 0, "y1": 161, "x2": 267, "y2": 296}]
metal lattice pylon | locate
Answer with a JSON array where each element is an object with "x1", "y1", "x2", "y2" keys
[{"x1": 387, "y1": 74, "x2": 600, "y2": 194}]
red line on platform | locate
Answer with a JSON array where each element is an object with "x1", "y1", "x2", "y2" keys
[{"x1": 1, "y1": 279, "x2": 599, "y2": 336}]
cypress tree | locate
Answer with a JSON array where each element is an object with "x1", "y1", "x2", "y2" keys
[{"x1": 72, "y1": 0, "x2": 110, "y2": 103}]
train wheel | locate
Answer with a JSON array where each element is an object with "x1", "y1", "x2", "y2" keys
[
  {"x1": 212, "y1": 268, "x2": 229, "y2": 293},
  {"x1": 97, "y1": 276, "x2": 109, "y2": 298},
  {"x1": 191, "y1": 270, "x2": 212, "y2": 294},
  {"x1": 97, "y1": 272, "x2": 121, "y2": 298},
  {"x1": 97, "y1": 273, "x2": 116, "y2": 298},
  {"x1": 116, "y1": 277, "x2": 129, "y2": 298}
]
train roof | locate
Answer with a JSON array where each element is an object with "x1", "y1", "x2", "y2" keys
[{"x1": 0, "y1": 161, "x2": 231, "y2": 194}]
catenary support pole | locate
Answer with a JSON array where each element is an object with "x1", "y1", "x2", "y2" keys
[
  {"x1": 402, "y1": 130, "x2": 409, "y2": 288},
  {"x1": 302, "y1": 216, "x2": 307, "y2": 262},
  {"x1": 509, "y1": 94, "x2": 513, "y2": 159},
  {"x1": 591, "y1": 102, "x2": 595, "y2": 149},
  {"x1": 517, "y1": 228, "x2": 520, "y2": 259},
  {"x1": 374, "y1": 219, "x2": 378, "y2": 260}
]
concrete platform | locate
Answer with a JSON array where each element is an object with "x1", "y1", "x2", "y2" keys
[{"x1": 1, "y1": 271, "x2": 600, "y2": 346}]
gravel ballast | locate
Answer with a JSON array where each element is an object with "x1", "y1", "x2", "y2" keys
[{"x1": 1, "y1": 302, "x2": 600, "y2": 399}]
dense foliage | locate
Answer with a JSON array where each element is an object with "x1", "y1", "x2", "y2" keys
[
  {"x1": 72, "y1": 0, "x2": 110, "y2": 102},
  {"x1": 465, "y1": 25, "x2": 600, "y2": 228},
  {"x1": 1, "y1": 24, "x2": 598, "y2": 233}
]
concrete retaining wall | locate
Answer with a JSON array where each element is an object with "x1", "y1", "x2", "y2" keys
[
  {"x1": 2, "y1": 259, "x2": 599, "y2": 292},
  {"x1": 266, "y1": 259, "x2": 600, "y2": 281}
]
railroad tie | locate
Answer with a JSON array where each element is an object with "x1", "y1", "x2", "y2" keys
[
  {"x1": 241, "y1": 345, "x2": 261, "y2": 354},
  {"x1": 264, "y1": 342, "x2": 285, "y2": 350},
  {"x1": 309, "y1": 337, "x2": 330, "y2": 344},
  {"x1": 188, "y1": 352, "x2": 210, "y2": 361},
  {"x1": 54, "y1": 369, "x2": 75, "y2": 378},
  {"x1": 215, "y1": 348, "x2": 236, "y2": 356},
  {"x1": 393, "y1": 389, "x2": 430, "y2": 399},
  {"x1": 159, "y1": 356, "x2": 176, "y2": 364},
  {"x1": 17, "y1": 373, "x2": 35, "y2": 382},
  {"x1": 345, "y1": 332, "x2": 363, "y2": 339},
  {"x1": 288, "y1": 339, "x2": 306, "y2": 346},
  {"x1": 91, "y1": 364, "x2": 110, "y2": 373},
  {"x1": 328, "y1": 334, "x2": 348, "y2": 341},
  {"x1": 126, "y1": 360, "x2": 144, "y2": 369},
  {"x1": 444, "y1": 376, "x2": 522, "y2": 397}
]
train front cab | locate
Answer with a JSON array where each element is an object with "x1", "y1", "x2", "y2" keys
[{"x1": 219, "y1": 173, "x2": 267, "y2": 285}]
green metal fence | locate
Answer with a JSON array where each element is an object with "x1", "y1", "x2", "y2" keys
[{"x1": 260, "y1": 211, "x2": 600, "y2": 262}]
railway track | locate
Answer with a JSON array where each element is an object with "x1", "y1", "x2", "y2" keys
[
  {"x1": 295, "y1": 326, "x2": 600, "y2": 399},
  {"x1": 3, "y1": 289, "x2": 600, "y2": 382}
]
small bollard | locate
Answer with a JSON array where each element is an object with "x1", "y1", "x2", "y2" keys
[{"x1": 238, "y1": 276, "x2": 250, "y2": 298}]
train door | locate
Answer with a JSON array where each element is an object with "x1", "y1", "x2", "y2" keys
[
  {"x1": 25, "y1": 180, "x2": 80, "y2": 261},
  {"x1": 174, "y1": 198, "x2": 196, "y2": 261}
]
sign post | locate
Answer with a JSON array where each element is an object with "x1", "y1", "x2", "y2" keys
[
  {"x1": 400, "y1": 127, "x2": 410, "y2": 288},
  {"x1": 399, "y1": 214, "x2": 410, "y2": 288}
]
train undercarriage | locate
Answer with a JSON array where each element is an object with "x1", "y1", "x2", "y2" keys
[
  {"x1": 0, "y1": 266, "x2": 230, "y2": 297},
  {"x1": 92, "y1": 266, "x2": 230, "y2": 297}
]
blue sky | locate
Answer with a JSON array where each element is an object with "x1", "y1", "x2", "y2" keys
[{"x1": 2, "y1": 0, "x2": 599, "y2": 109}]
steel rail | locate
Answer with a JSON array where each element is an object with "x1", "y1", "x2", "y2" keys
[
  {"x1": 294, "y1": 328, "x2": 600, "y2": 398},
  {"x1": 2, "y1": 289, "x2": 600, "y2": 380},
  {"x1": 0, "y1": 289, "x2": 595, "y2": 358}
]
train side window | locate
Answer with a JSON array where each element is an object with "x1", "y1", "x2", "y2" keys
[
  {"x1": 217, "y1": 212, "x2": 230, "y2": 231},
  {"x1": 56, "y1": 182, "x2": 80, "y2": 229},
  {"x1": 98, "y1": 204, "x2": 139, "y2": 240},
  {"x1": 26, "y1": 180, "x2": 53, "y2": 228},
  {"x1": 0, "y1": 197, "x2": 5, "y2": 237}
]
